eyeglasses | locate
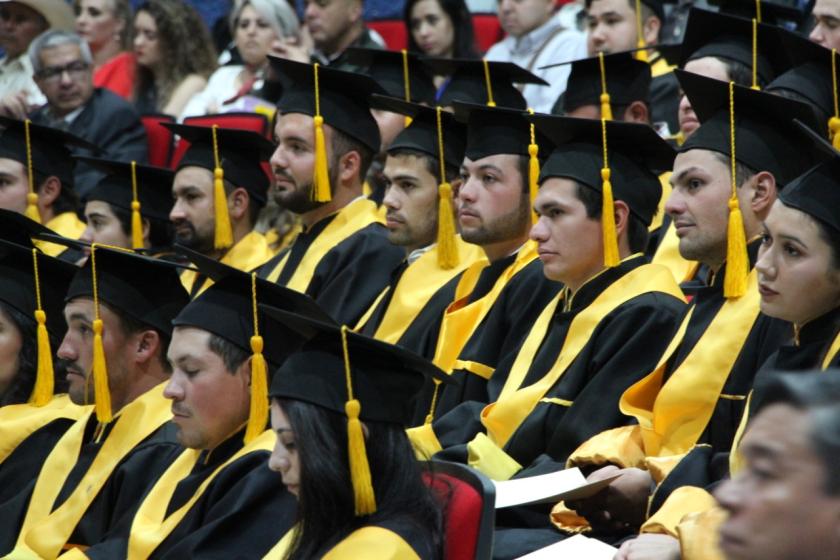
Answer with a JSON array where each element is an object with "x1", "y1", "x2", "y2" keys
[{"x1": 35, "y1": 61, "x2": 90, "y2": 82}]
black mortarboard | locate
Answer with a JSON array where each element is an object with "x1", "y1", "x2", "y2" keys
[
  {"x1": 550, "y1": 51, "x2": 651, "y2": 115},
  {"x1": 679, "y1": 8, "x2": 792, "y2": 87},
  {"x1": 344, "y1": 47, "x2": 436, "y2": 105},
  {"x1": 530, "y1": 115, "x2": 673, "y2": 227},
  {"x1": 709, "y1": 0, "x2": 811, "y2": 26},
  {"x1": 271, "y1": 57, "x2": 384, "y2": 153},
  {"x1": 678, "y1": 69, "x2": 824, "y2": 185},
  {"x1": 77, "y1": 157, "x2": 174, "y2": 249},
  {"x1": 453, "y1": 101, "x2": 544, "y2": 161},
  {"x1": 426, "y1": 58, "x2": 548, "y2": 110},
  {"x1": 0, "y1": 207, "x2": 60, "y2": 248}
]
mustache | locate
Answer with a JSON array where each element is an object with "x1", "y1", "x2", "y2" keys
[
  {"x1": 57, "y1": 357, "x2": 85, "y2": 376},
  {"x1": 171, "y1": 402, "x2": 190, "y2": 417},
  {"x1": 272, "y1": 168, "x2": 295, "y2": 182}
]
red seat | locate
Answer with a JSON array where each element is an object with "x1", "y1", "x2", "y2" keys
[
  {"x1": 368, "y1": 20, "x2": 407, "y2": 50},
  {"x1": 423, "y1": 460, "x2": 495, "y2": 560},
  {"x1": 472, "y1": 14, "x2": 504, "y2": 54},
  {"x1": 170, "y1": 112, "x2": 271, "y2": 169},
  {"x1": 140, "y1": 113, "x2": 175, "y2": 168}
]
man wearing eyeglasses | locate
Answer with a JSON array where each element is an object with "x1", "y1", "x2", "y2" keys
[{"x1": 26, "y1": 29, "x2": 147, "y2": 197}]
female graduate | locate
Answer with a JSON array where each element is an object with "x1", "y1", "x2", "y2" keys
[{"x1": 263, "y1": 309, "x2": 448, "y2": 560}]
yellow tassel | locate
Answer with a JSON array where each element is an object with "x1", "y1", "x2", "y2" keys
[
  {"x1": 92, "y1": 318, "x2": 112, "y2": 423},
  {"x1": 528, "y1": 143, "x2": 539, "y2": 225},
  {"x1": 634, "y1": 0, "x2": 648, "y2": 62},
  {"x1": 724, "y1": 197, "x2": 749, "y2": 298},
  {"x1": 600, "y1": 94, "x2": 613, "y2": 121},
  {"x1": 245, "y1": 335, "x2": 268, "y2": 443},
  {"x1": 829, "y1": 117, "x2": 840, "y2": 149},
  {"x1": 635, "y1": 39, "x2": 649, "y2": 62},
  {"x1": 24, "y1": 192, "x2": 41, "y2": 223},
  {"x1": 601, "y1": 168, "x2": 619, "y2": 267},
  {"x1": 30, "y1": 310, "x2": 54, "y2": 406},
  {"x1": 130, "y1": 201, "x2": 143, "y2": 250},
  {"x1": 437, "y1": 182, "x2": 458, "y2": 269},
  {"x1": 404, "y1": 115, "x2": 413, "y2": 128},
  {"x1": 312, "y1": 115, "x2": 331, "y2": 202},
  {"x1": 346, "y1": 398, "x2": 376, "y2": 515},
  {"x1": 213, "y1": 168, "x2": 233, "y2": 250}
]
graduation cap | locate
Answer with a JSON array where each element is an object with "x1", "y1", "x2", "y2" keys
[
  {"x1": 76, "y1": 157, "x2": 174, "y2": 250},
  {"x1": 0, "y1": 117, "x2": 97, "y2": 223},
  {"x1": 163, "y1": 123, "x2": 273, "y2": 251},
  {"x1": 530, "y1": 114, "x2": 674, "y2": 266},
  {"x1": 766, "y1": 33, "x2": 839, "y2": 147},
  {"x1": 55, "y1": 239, "x2": 189, "y2": 422},
  {"x1": 678, "y1": 69, "x2": 826, "y2": 298},
  {"x1": 627, "y1": 0, "x2": 678, "y2": 61},
  {"x1": 0, "y1": 207, "x2": 61, "y2": 248},
  {"x1": 344, "y1": 47, "x2": 436, "y2": 106},
  {"x1": 370, "y1": 95, "x2": 467, "y2": 268},
  {"x1": 709, "y1": 0, "x2": 811, "y2": 26},
  {"x1": 542, "y1": 51, "x2": 651, "y2": 118},
  {"x1": 426, "y1": 58, "x2": 548, "y2": 110},
  {"x1": 778, "y1": 122, "x2": 840, "y2": 237},
  {"x1": 172, "y1": 245, "x2": 333, "y2": 443},
  {"x1": 263, "y1": 305, "x2": 452, "y2": 516},
  {"x1": 270, "y1": 57, "x2": 385, "y2": 204},
  {"x1": 679, "y1": 8, "x2": 792, "y2": 89},
  {"x1": 0, "y1": 239, "x2": 76, "y2": 406}
]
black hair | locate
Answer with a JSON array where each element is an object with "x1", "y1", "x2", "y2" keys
[
  {"x1": 387, "y1": 148, "x2": 459, "y2": 184},
  {"x1": 331, "y1": 128, "x2": 375, "y2": 181},
  {"x1": 223, "y1": 177, "x2": 263, "y2": 229},
  {"x1": 113, "y1": 308, "x2": 172, "y2": 373},
  {"x1": 711, "y1": 152, "x2": 759, "y2": 191},
  {"x1": 403, "y1": 0, "x2": 478, "y2": 59},
  {"x1": 574, "y1": 182, "x2": 650, "y2": 253},
  {"x1": 279, "y1": 398, "x2": 443, "y2": 560},
  {"x1": 777, "y1": 201, "x2": 840, "y2": 271},
  {"x1": 585, "y1": 0, "x2": 656, "y2": 20},
  {"x1": 35, "y1": 169, "x2": 79, "y2": 217},
  {"x1": 723, "y1": 58, "x2": 758, "y2": 89},
  {"x1": 207, "y1": 333, "x2": 249, "y2": 373},
  {"x1": 0, "y1": 301, "x2": 68, "y2": 406},
  {"x1": 108, "y1": 204, "x2": 175, "y2": 251},
  {"x1": 754, "y1": 371, "x2": 840, "y2": 495}
]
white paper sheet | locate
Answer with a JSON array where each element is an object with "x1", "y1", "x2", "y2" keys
[
  {"x1": 493, "y1": 467, "x2": 618, "y2": 509},
  {"x1": 515, "y1": 534, "x2": 618, "y2": 560}
]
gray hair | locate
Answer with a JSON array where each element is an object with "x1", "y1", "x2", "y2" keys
[
  {"x1": 229, "y1": 0, "x2": 300, "y2": 41},
  {"x1": 28, "y1": 30, "x2": 93, "y2": 74}
]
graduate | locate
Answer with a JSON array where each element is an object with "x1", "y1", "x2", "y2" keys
[
  {"x1": 406, "y1": 101, "x2": 561, "y2": 430},
  {"x1": 553, "y1": 72, "x2": 826, "y2": 541},
  {"x1": 258, "y1": 58, "x2": 405, "y2": 326},
  {"x1": 424, "y1": 58, "x2": 548, "y2": 110},
  {"x1": 0, "y1": 117, "x2": 96, "y2": 261},
  {"x1": 0, "y1": 245, "x2": 189, "y2": 557},
  {"x1": 76, "y1": 157, "x2": 174, "y2": 254},
  {"x1": 357, "y1": 96, "x2": 483, "y2": 367},
  {"x1": 166, "y1": 124, "x2": 276, "y2": 297},
  {"x1": 262, "y1": 308, "x2": 452, "y2": 560}
]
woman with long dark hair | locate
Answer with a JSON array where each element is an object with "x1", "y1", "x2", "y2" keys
[
  {"x1": 263, "y1": 311, "x2": 447, "y2": 559},
  {"x1": 404, "y1": 0, "x2": 478, "y2": 60}
]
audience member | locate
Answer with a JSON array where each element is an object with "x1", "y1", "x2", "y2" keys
[
  {"x1": 132, "y1": 0, "x2": 217, "y2": 116},
  {"x1": 405, "y1": 0, "x2": 477, "y2": 60},
  {"x1": 74, "y1": 0, "x2": 134, "y2": 99}
]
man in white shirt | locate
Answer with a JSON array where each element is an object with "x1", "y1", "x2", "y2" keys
[{"x1": 485, "y1": 0, "x2": 586, "y2": 114}]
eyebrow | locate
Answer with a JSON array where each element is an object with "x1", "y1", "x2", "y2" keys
[
  {"x1": 535, "y1": 200, "x2": 568, "y2": 214},
  {"x1": 778, "y1": 233, "x2": 808, "y2": 248},
  {"x1": 68, "y1": 312, "x2": 92, "y2": 324},
  {"x1": 477, "y1": 164, "x2": 503, "y2": 174},
  {"x1": 275, "y1": 427, "x2": 293, "y2": 434},
  {"x1": 282, "y1": 134, "x2": 310, "y2": 146},
  {"x1": 386, "y1": 173, "x2": 420, "y2": 183},
  {"x1": 670, "y1": 166, "x2": 702, "y2": 187},
  {"x1": 173, "y1": 185, "x2": 203, "y2": 197}
]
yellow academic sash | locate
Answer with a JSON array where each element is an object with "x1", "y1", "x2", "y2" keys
[
  {"x1": 432, "y1": 241, "x2": 539, "y2": 374},
  {"x1": 0, "y1": 395, "x2": 89, "y2": 465},
  {"x1": 262, "y1": 526, "x2": 420, "y2": 560},
  {"x1": 482, "y1": 262, "x2": 685, "y2": 448},
  {"x1": 127, "y1": 430, "x2": 276, "y2": 559},
  {"x1": 649, "y1": 173, "x2": 672, "y2": 233},
  {"x1": 823, "y1": 331, "x2": 840, "y2": 369},
  {"x1": 650, "y1": 54, "x2": 676, "y2": 78},
  {"x1": 265, "y1": 198, "x2": 384, "y2": 291},
  {"x1": 362, "y1": 238, "x2": 484, "y2": 345},
  {"x1": 652, "y1": 222, "x2": 700, "y2": 284},
  {"x1": 180, "y1": 230, "x2": 274, "y2": 296},
  {"x1": 36, "y1": 212, "x2": 86, "y2": 258},
  {"x1": 13, "y1": 383, "x2": 173, "y2": 559},
  {"x1": 620, "y1": 269, "x2": 761, "y2": 457}
]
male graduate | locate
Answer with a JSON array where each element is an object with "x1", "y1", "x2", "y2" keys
[
  {"x1": 258, "y1": 58, "x2": 404, "y2": 325},
  {"x1": 0, "y1": 245, "x2": 188, "y2": 558},
  {"x1": 553, "y1": 72, "x2": 825, "y2": 543},
  {"x1": 356, "y1": 96, "x2": 483, "y2": 364},
  {"x1": 407, "y1": 101, "x2": 561, "y2": 432},
  {"x1": 424, "y1": 58, "x2": 548, "y2": 110},
  {"x1": 166, "y1": 124, "x2": 276, "y2": 297},
  {"x1": 0, "y1": 117, "x2": 94, "y2": 260},
  {"x1": 77, "y1": 251, "x2": 320, "y2": 559}
]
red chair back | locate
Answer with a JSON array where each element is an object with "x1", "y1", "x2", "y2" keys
[
  {"x1": 368, "y1": 20, "x2": 407, "y2": 50},
  {"x1": 140, "y1": 113, "x2": 175, "y2": 168},
  {"x1": 170, "y1": 112, "x2": 271, "y2": 169},
  {"x1": 472, "y1": 14, "x2": 504, "y2": 53},
  {"x1": 423, "y1": 461, "x2": 495, "y2": 560}
]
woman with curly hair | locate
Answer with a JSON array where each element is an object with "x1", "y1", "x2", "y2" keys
[{"x1": 132, "y1": 0, "x2": 217, "y2": 116}]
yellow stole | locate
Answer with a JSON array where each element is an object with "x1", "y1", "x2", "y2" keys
[
  {"x1": 36, "y1": 212, "x2": 86, "y2": 258},
  {"x1": 432, "y1": 241, "x2": 539, "y2": 374},
  {"x1": 823, "y1": 331, "x2": 840, "y2": 369},
  {"x1": 648, "y1": 173, "x2": 672, "y2": 233},
  {"x1": 264, "y1": 198, "x2": 384, "y2": 291},
  {"x1": 0, "y1": 395, "x2": 89, "y2": 465},
  {"x1": 359, "y1": 238, "x2": 484, "y2": 344},
  {"x1": 262, "y1": 526, "x2": 419, "y2": 560},
  {"x1": 650, "y1": 54, "x2": 676, "y2": 78},
  {"x1": 180, "y1": 230, "x2": 274, "y2": 296},
  {"x1": 13, "y1": 383, "x2": 172, "y2": 559},
  {"x1": 127, "y1": 430, "x2": 276, "y2": 559},
  {"x1": 481, "y1": 262, "x2": 685, "y2": 448},
  {"x1": 620, "y1": 269, "x2": 761, "y2": 457},
  {"x1": 652, "y1": 222, "x2": 700, "y2": 284}
]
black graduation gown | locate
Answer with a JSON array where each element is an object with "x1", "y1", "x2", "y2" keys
[
  {"x1": 84, "y1": 429, "x2": 297, "y2": 559},
  {"x1": 430, "y1": 257, "x2": 562, "y2": 421},
  {"x1": 258, "y1": 217, "x2": 404, "y2": 326}
]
